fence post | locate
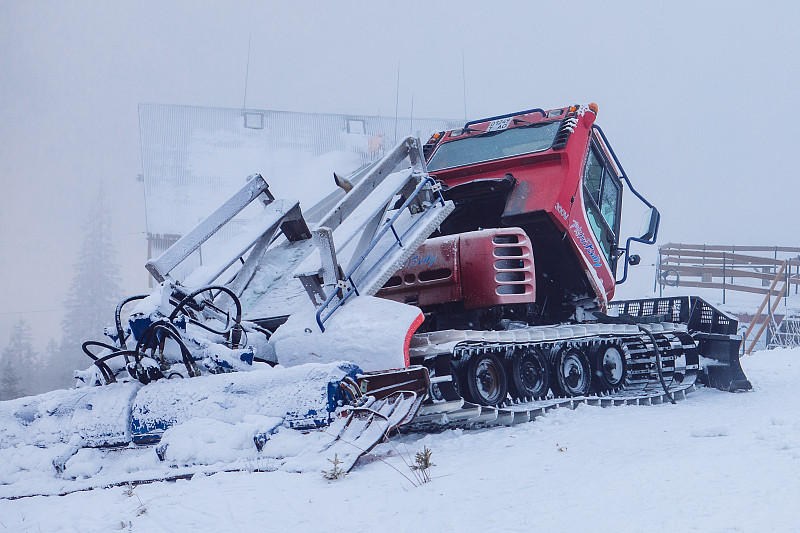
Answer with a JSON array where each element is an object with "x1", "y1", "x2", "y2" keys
[
  {"x1": 722, "y1": 252, "x2": 726, "y2": 305},
  {"x1": 657, "y1": 247, "x2": 662, "y2": 297},
  {"x1": 766, "y1": 290, "x2": 772, "y2": 349},
  {"x1": 786, "y1": 262, "x2": 790, "y2": 304}
]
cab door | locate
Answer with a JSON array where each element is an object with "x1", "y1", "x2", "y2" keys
[{"x1": 582, "y1": 142, "x2": 622, "y2": 273}]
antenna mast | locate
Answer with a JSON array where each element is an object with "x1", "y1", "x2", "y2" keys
[
  {"x1": 461, "y1": 45, "x2": 467, "y2": 121},
  {"x1": 394, "y1": 63, "x2": 400, "y2": 144},
  {"x1": 243, "y1": 34, "x2": 252, "y2": 110},
  {"x1": 410, "y1": 94, "x2": 414, "y2": 136}
]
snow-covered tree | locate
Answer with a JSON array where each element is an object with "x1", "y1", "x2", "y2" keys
[
  {"x1": 0, "y1": 357, "x2": 22, "y2": 400},
  {"x1": 56, "y1": 188, "x2": 123, "y2": 387},
  {"x1": 1, "y1": 319, "x2": 36, "y2": 400},
  {"x1": 34, "y1": 338, "x2": 63, "y2": 394}
]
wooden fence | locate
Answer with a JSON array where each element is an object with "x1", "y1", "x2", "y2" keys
[{"x1": 657, "y1": 243, "x2": 800, "y2": 301}]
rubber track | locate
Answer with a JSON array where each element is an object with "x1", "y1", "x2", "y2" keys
[{"x1": 408, "y1": 325, "x2": 700, "y2": 430}]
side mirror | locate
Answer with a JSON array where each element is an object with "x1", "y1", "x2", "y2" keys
[
  {"x1": 639, "y1": 207, "x2": 659, "y2": 242},
  {"x1": 628, "y1": 254, "x2": 641, "y2": 266}
]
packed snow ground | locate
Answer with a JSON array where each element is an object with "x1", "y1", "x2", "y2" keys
[{"x1": 2, "y1": 348, "x2": 799, "y2": 533}]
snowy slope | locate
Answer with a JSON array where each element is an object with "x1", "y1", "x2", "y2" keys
[{"x1": 1, "y1": 348, "x2": 798, "y2": 532}]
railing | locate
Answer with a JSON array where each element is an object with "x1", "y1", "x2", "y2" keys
[
  {"x1": 315, "y1": 177, "x2": 446, "y2": 332},
  {"x1": 769, "y1": 314, "x2": 800, "y2": 349},
  {"x1": 657, "y1": 243, "x2": 800, "y2": 303},
  {"x1": 742, "y1": 261, "x2": 789, "y2": 355}
]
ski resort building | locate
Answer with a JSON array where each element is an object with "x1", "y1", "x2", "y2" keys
[{"x1": 138, "y1": 104, "x2": 461, "y2": 282}]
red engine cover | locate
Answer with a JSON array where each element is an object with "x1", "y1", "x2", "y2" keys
[
  {"x1": 377, "y1": 228, "x2": 535, "y2": 310},
  {"x1": 378, "y1": 235, "x2": 461, "y2": 307}
]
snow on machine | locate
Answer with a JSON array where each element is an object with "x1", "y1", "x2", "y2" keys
[{"x1": 0, "y1": 104, "x2": 751, "y2": 496}]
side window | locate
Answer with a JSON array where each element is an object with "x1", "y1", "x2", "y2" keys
[
  {"x1": 582, "y1": 145, "x2": 621, "y2": 265},
  {"x1": 601, "y1": 176, "x2": 620, "y2": 232},
  {"x1": 584, "y1": 150, "x2": 603, "y2": 206}
]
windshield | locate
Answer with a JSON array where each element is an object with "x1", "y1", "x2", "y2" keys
[{"x1": 427, "y1": 121, "x2": 561, "y2": 172}]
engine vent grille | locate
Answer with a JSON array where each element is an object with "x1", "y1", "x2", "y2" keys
[
  {"x1": 551, "y1": 111, "x2": 579, "y2": 150},
  {"x1": 493, "y1": 231, "x2": 534, "y2": 296}
]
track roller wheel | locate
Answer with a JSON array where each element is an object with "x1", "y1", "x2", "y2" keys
[
  {"x1": 505, "y1": 346, "x2": 549, "y2": 401},
  {"x1": 592, "y1": 343, "x2": 627, "y2": 392},
  {"x1": 458, "y1": 350, "x2": 508, "y2": 406},
  {"x1": 550, "y1": 346, "x2": 592, "y2": 397}
]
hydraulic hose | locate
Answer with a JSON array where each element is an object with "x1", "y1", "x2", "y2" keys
[
  {"x1": 81, "y1": 341, "x2": 117, "y2": 384},
  {"x1": 168, "y1": 285, "x2": 243, "y2": 347},
  {"x1": 134, "y1": 321, "x2": 199, "y2": 379},
  {"x1": 114, "y1": 294, "x2": 149, "y2": 352}
]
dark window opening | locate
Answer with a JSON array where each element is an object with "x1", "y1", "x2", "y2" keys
[
  {"x1": 493, "y1": 234, "x2": 520, "y2": 244},
  {"x1": 347, "y1": 119, "x2": 366, "y2": 134},
  {"x1": 383, "y1": 276, "x2": 402, "y2": 288},
  {"x1": 244, "y1": 112, "x2": 265, "y2": 129},
  {"x1": 497, "y1": 285, "x2": 526, "y2": 295},
  {"x1": 496, "y1": 259, "x2": 524, "y2": 270},
  {"x1": 494, "y1": 246, "x2": 524, "y2": 257},
  {"x1": 496, "y1": 271, "x2": 526, "y2": 282},
  {"x1": 419, "y1": 268, "x2": 452, "y2": 282}
]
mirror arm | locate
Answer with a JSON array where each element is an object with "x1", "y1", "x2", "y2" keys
[
  {"x1": 592, "y1": 125, "x2": 656, "y2": 211},
  {"x1": 592, "y1": 125, "x2": 661, "y2": 286},
  {"x1": 615, "y1": 207, "x2": 660, "y2": 285}
]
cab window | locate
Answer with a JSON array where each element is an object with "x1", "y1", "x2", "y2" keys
[{"x1": 583, "y1": 145, "x2": 622, "y2": 265}]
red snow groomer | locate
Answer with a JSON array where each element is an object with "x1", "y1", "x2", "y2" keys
[
  {"x1": 72, "y1": 102, "x2": 751, "y2": 429},
  {"x1": 0, "y1": 104, "x2": 754, "y2": 496},
  {"x1": 378, "y1": 104, "x2": 751, "y2": 411}
]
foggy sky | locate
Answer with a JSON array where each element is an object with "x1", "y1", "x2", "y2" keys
[{"x1": 1, "y1": 0, "x2": 798, "y2": 351}]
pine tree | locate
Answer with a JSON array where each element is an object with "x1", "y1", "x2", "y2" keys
[
  {"x1": 56, "y1": 188, "x2": 124, "y2": 388},
  {"x1": 1, "y1": 319, "x2": 36, "y2": 400},
  {"x1": 35, "y1": 338, "x2": 62, "y2": 394},
  {"x1": 0, "y1": 356, "x2": 22, "y2": 400}
]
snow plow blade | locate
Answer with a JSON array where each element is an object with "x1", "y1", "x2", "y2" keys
[
  {"x1": 693, "y1": 332, "x2": 751, "y2": 391},
  {"x1": 129, "y1": 362, "x2": 362, "y2": 445},
  {"x1": 0, "y1": 362, "x2": 358, "y2": 449},
  {"x1": 0, "y1": 364, "x2": 430, "y2": 498},
  {"x1": 0, "y1": 362, "x2": 430, "y2": 450}
]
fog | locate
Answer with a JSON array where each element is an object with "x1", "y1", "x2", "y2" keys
[{"x1": 1, "y1": 0, "x2": 798, "y2": 354}]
